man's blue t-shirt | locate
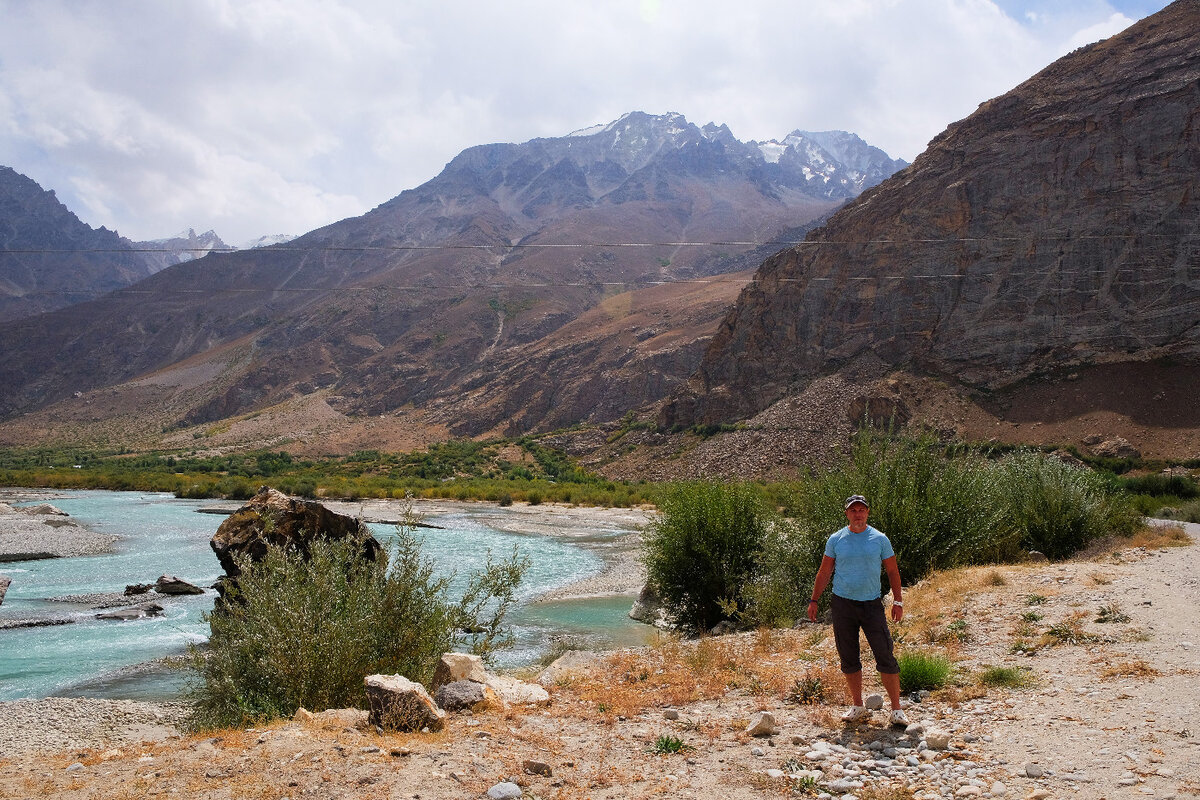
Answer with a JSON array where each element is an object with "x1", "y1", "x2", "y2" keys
[{"x1": 824, "y1": 525, "x2": 894, "y2": 601}]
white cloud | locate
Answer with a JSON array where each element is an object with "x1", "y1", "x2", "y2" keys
[{"x1": 0, "y1": 0, "x2": 1166, "y2": 243}]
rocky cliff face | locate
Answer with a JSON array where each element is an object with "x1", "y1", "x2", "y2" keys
[
  {"x1": 0, "y1": 113, "x2": 905, "y2": 434},
  {"x1": 0, "y1": 167, "x2": 155, "y2": 322},
  {"x1": 665, "y1": 1, "x2": 1200, "y2": 427}
]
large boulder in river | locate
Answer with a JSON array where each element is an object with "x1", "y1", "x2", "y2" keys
[
  {"x1": 0, "y1": 574, "x2": 10, "y2": 606},
  {"x1": 209, "y1": 487, "x2": 380, "y2": 580}
]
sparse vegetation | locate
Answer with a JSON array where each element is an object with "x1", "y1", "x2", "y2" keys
[{"x1": 1096, "y1": 603, "x2": 1131, "y2": 623}]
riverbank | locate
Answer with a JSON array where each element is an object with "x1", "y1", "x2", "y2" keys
[
  {"x1": 0, "y1": 489, "x2": 119, "y2": 561},
  {"x1": 1, "y1": 522, "x2": 1194, "y2": 799}
]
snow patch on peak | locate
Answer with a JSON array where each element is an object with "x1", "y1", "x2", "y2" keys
[{"x1": 758, "y1": 141, "x2": 786, "y2": 163}]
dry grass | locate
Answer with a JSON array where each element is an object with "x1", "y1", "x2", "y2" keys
[
  {"x1": 983, "y1": 570, "x2": 1008, "y2": 586},
  {"x1": 1123, "y1": 525, "x2": 1193, "y2": 550},
  {"x1": 1099, "y1": 659, "x2": 1162, "y2": 681},
  {"x1": 1089, "y1": 571, "x2": 1113, "y2": 585},
  {"x1": 561, "y1": 629, "x2": 839, "y2": 719}
]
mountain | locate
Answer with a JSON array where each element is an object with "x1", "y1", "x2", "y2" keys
[
  {"x1": 0, "y1": 166, "x2": 156, "y2": 322},
  {"x1": 663, "y1": 0, "x2": 1200, "y2": 459},
  {"x1": 134, "y1": 228, "x2": 233, "y2": 273},
  {"x1": 0, "y1": 113, "x2": 906, "y2": 439}
]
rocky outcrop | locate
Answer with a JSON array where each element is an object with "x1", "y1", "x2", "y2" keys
[
  {"x1": 0, "y1": 574, "x2": 9, "y2": 605},
  {"x1": 431, "y1": 653, "x2": 488, "y2": 690},
  {"x1": 666, "y1": 1, "x2": 1200, "y2": 427},
  {"x1": 209, "y1": 487, "x2": 379, "y2": 583}
]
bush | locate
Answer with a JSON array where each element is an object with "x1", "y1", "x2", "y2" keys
[
  {"x1": 992, "y1": 451, "x2": 1139, "y2": 559},
  {"x1": 641, "y1": 481, "x2": 773, "y2": 631},
  {"x1": 185, "y1": 528, "x2": 528, "y2": 730},
  {"x1": 780, "y1": 431, "x2": 1008, "y2": 585},
  {"x1": 897, "y1": 650, "x2": 953, "y2": 693}
]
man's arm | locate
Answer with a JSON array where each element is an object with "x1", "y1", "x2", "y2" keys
[
  {"x1": 807, "y1": 555, "x2": 835, "y2": 622},
  {"x1": 884, "y1": 555, "x2": 903, "y2": 621}
]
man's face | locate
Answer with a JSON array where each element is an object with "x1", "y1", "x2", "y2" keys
[{"x1": 845, "y1": 502, "x2": 869, "y2": 527}]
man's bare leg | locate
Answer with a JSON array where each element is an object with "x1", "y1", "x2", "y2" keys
[
  {"x1": 844, "y1": 670, "x2": 864, "y2": 706},
  {"x1": 880, "y1": 671, "x2": 901, "y2": 710}
]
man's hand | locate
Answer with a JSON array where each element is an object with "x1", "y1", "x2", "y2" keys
[
  {"x1": 890, "y1": 603, "x2": 904, "y2": 623},
  {"x1": 807, "y1": 601, "x2": 819, "y2": 622}
]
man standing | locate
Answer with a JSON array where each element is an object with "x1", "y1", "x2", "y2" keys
[{"x1": 807, "y1": 494, "x2": 907, "y2": 725}]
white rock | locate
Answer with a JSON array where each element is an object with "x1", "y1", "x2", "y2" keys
[
  {"x1": 746, "y1": 711, "x2": 777, "y2": 737},
  {"x1": 925, "y1": 728, "x2": 952, "y2": 750},
  {"x1": 487, "y1": 782, "x2": 522, "y2": 800},
  {"x1": 864, "y1": 693, "x2": 885, "y2": 710}
]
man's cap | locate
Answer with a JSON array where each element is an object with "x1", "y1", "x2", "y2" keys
[{"x1": 844, "y1": 494, "x2": 870, "y2": 510}]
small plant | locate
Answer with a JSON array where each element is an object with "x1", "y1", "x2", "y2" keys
[
  {"x1": 1009, "y1": 638, "x2": 1036, "y2": 654},
  {"x1": 898, "y1": 650, "x2": 953, "y2": 693},
  {"x1": 789, "y1": 773, "x2": 821, "y2": 795},
  {"x1": 1043, "y1": 613, "x2": 1095, "y2": 646},
  {"x1": 1089, "y1": 572, "x2": 1113, "y2": 585},
  {"x1": 1021, "y1": 610, "x2": 1044, "y2": 623},
  {"x1": 1096, "y1": 603, "x2": 1131, "y2": 624},
  {"x1": 944, "y1": 619, "x2": 971, "y2": 643},
  {"x1": 649, "y1": 734, "x2": 694, "y2": 755},
  {"x1": 1025, "y1": 593, "x2": 1048, "y2": 605},
  {"x1": 979, "y1": 665, "x2": 1028, "y2": 688},
  {"x1": 787, "y1": 673, "x2": 826, "y2": 705}
]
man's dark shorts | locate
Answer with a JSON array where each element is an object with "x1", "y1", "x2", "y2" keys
[{"x1": 830, "y1": 593, "x2": 899, "y2": 675}]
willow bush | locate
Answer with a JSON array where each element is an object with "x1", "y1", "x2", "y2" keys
[
  {"x1": 186, "y1": 530, "x2": 528, "y2": 730},
  {"x1": 641, "y1": 481, "x2": 773, "y2": 632}
]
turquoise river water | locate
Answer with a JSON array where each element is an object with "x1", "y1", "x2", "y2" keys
[{"x1": 0, "y1": 491, "x2": 654, "y2": 701}]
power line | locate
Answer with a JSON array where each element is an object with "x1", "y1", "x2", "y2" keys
[{"x1": 3, "y1": 231, "x2": 1199, "y2": 255}]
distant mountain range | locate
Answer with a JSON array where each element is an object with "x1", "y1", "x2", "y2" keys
[
  {"x1": 0, "y1": 168, "x2": 298, "y2": 322},
  {"x1": 0, "y1": 113, "x2": 906, "y2": 438}
]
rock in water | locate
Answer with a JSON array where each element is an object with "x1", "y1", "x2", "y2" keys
[
  {"x1": 154, "y1": 575, "x2": 204, "y2": 595},
  {"x1": 210, "y1": 487, "x2": 380, "y2": 583},
  {"x1": 364, "y1": 674, "x2": 445, "y2": 732},
  {"x1": 95, "y1": 603, "x2": 164, "y2": 621},
  {"x1": 0, "y1": 574, "x2": 9, "y2": 605}
]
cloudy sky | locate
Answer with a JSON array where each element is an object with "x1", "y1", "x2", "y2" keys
[{"x1": 0, "y1": 0, "x2": 1171, "y2": 245}]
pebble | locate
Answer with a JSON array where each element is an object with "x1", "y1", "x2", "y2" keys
[{"x1": 486, "y1": 782, "x2": 522, "y2": 800}]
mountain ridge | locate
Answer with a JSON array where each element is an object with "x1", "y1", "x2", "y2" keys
[{"x1": 0, "y1": 113, "x2": 905, "y2": 440}]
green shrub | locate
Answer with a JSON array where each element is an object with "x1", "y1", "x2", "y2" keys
[
  {"x1": 641, "y1": 481, "x2": 773, "y2": 631},
  {"x1": 897, "y1": 650, "x2": 953, "y2": 693},
  {"x1": 993, "y1": 451, "x2": 1139, "y2": 560},
  {"x1": 185, "y1": 529, "x2": 528, "y2": 730},
  {"x1": 978, "y1": 665, "x2": 1027, "y2": 688}
]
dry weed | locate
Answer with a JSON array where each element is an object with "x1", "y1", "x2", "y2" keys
[
  {"x1": 983, "y1": 570, "x2": 1008, "y2": 586},
  {"x1": 1089, "y1": 571, "x2": 1113, "y2": 585},
  {"x1": 1100, "y1": 659, "x2": 1162, "y2": 681}
]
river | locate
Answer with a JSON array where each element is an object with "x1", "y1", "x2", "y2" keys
[{"x1": 0, "y1": 490, "x2": 655, "y2": 701}]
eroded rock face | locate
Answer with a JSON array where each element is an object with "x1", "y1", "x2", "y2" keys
[
  {"x1": 209, "y1": 487, "x2": 380, "y2": 581},
  {"x1": 667, "y1": 3, "x2": 1200, "y2": 427},
  {"x1": 0, "y1": 574, "x2": 10, "y2": 605}
]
